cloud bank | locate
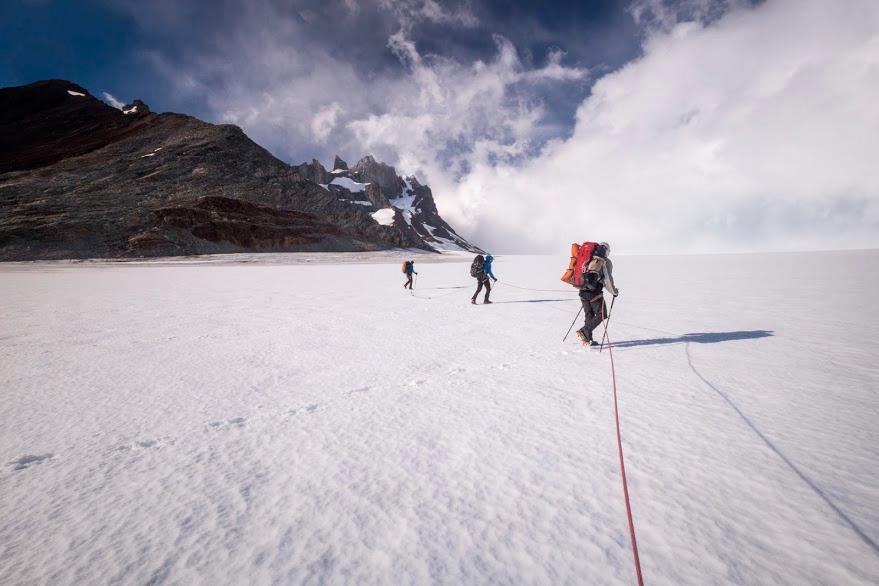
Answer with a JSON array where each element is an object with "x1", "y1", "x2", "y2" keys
[
  {"x1": 113, "y1": 0, "x2": 878, "y2": 253},
  {"x1": 445, "y1": 0, "x2": 879, "y2": 253}
]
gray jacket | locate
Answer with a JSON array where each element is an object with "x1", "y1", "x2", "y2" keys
[{"x1": 602, "y1": 257, "x2": 618, "y2": 296}]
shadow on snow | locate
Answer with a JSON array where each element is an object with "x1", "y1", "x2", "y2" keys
[
  {"x1": 613, "y1": 330, "x2": 773, "y2": 349},
  {"x1": 492, "y1": 299, "x2": 572, "y2": 304},
  {"x1": 684, "y1": 343, "x2": 878, "y2": 555}
]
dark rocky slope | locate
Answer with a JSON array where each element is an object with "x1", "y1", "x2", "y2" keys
[{"x1": 0, "y1": 80, "x2": 479, "y2": 261}]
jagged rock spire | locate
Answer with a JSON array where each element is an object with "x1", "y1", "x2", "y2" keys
[
  {"x1": 352, "y1": 155, "x2": 404, "y2": 196},
  {"x1": 122, "y1": 99, "x2": 150, "y2": 115}
]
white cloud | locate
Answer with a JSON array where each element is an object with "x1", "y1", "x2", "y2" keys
[
  {"x1": 378, "y1": 0, "x2": 478, "y2": 28},
  {"x1": 157, "y1": 13, "x2": 585, "y2": 175},
  {"x1": 436, "y1": 0, "x2": 879, "y2": 253},
  {"x1": 344, "y1": 31, "x2": 587, "y2": 176},
  {"x1": 520, "y1": 49, "x2": 589, "y2": 82},
  {"x1": 629, "y1": 0, "x2": 736, "y2": 30},
  {"x1": 342, "y1": 0, "x2": 359, "y2": 15},
  {"x1": 130, "y1": 0, "x2": 877, "y2": 254},
  {"x1": 101, "y1": 92, "x2": 125, "y2": 109},
  {"x1": 311, "y1": 102, "x2": 343, "y2": 143}
]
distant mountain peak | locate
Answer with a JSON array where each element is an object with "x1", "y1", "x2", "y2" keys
[
  {"x1": 295, "y1": 155, "x2": 481, "y2": 253},
  {"x1": 122, "y1": 99, "x2": 150, "y2": 116}
]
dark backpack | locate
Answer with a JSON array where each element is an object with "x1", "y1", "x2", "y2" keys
[{"x1": 470, "y1": 255, "x2": 485, "y2": 278}]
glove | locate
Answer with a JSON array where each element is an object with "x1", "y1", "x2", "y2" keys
[
  {"x1": 493, "y1": 277, "x2": 498, "y2": 282},
  {"x1": 613, "y1": 289, "x2": 620, "y2": 297}
]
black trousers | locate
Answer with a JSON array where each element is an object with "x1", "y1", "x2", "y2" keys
[
  {"x1": 579, "y1": 292, "x2": 606, "y2": 341},
  {"x1": 472, "y1": 277, "x2": 491, "y2": 301},
  {"x1": 404, "y1": 274, "x2": 413, "y2": 289}
]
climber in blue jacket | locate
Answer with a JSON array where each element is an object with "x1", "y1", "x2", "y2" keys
[{"x1": 471, "y1": 255, "x2": 497, "y2": 305}]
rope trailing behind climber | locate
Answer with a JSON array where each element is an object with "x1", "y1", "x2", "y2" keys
[
  {"x1": 603, "y1": 304, "x2": 644, "y2": 585},
  {"x1": 499, "y1": 281, "x2": 578, "y2": 294},
  {"x1": 562, "y1": 240, "x2": 642, "y2": 583}
]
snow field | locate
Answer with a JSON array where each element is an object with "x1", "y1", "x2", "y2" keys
[{"x1": 0, "y1": 251, "x2": 877, "y2": 584}]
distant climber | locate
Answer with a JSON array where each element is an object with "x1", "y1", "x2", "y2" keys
[
  {"x1": 403, "y1": 260, "x2": 418, "y2": 289},
  {"x1": 574, "y1": 242, "x2": 618, "y2": 346},
  {"x1": 470, "y1": 254, "x2": 497, "y2": 305}
]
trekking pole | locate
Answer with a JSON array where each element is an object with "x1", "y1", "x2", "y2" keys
[
  {"x1": 599, "y1": 296, "x2": 617, "y2": 353},
  {"x1": 562, "y1": 306, "x2": 584, "y2": 342}
]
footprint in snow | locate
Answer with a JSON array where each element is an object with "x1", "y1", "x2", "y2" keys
[
  {"x1": 9, "y1": 453, "x2": 54, "y2": 471},
  {"x1": 409, "y1": 379, "x2": 427, "y2": 386},
  {"x1": 305, "y1": 404, "x2": 318, "y2": 413},
  {"x1": 208, "y1": 418, "x2": 246, "y2": 429},
  {"x1": 349, "y1": 386, "x2": 370, "y2": 394},
  {"x1": 114, "y1": 436, "x2": 172, "y2": 452}
]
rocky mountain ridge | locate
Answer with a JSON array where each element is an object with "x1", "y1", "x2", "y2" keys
[
  {"x1": 293, "y1": 155, "x2": 478, "y2": 253},
  {"x1": 0, "y1": 79, "x2": 480, "y2": 261}
]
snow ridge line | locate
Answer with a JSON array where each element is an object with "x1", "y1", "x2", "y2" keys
[
  {"x1": 604, "y1": 308, "x2": 646, "y2": 586},
  {"x1": 684, "y1": 343, "x2": 879, "y2": 557}
]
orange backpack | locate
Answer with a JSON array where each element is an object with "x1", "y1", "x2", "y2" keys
[{"x1": 561, "y1": 242, "x2": 598, "y2": 287}]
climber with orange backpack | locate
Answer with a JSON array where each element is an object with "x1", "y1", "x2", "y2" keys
[
  {"x1": 402, "y1": 260, "x2": 418, "y2": 289},
  {"x1": 561, "y1": 242, "x2": 619, "y2": 346}
]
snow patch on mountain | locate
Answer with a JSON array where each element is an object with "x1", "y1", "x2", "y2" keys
[
  {"x1": 422, "y1": 224, "x2": 468, "y2": 252},
  {"x1": 371, "y1": 208, "x2": 396, "y2": 226},
  {"x1": 389, "y1": 177, "x2": 417, "y2": 226},
  {"x1": 67, "y1": 90, "x2": 85, "y2": 97},
  {"x1": 329, "y1": 176, "x2": 369, "y2": 193},
  {"x1": 140, "y1": 147, "x2": 163, "y2": 158}
]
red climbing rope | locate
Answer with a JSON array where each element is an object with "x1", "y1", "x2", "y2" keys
[{"x1": 604, "y1": 306, "x2": 645, "y2": 586}]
